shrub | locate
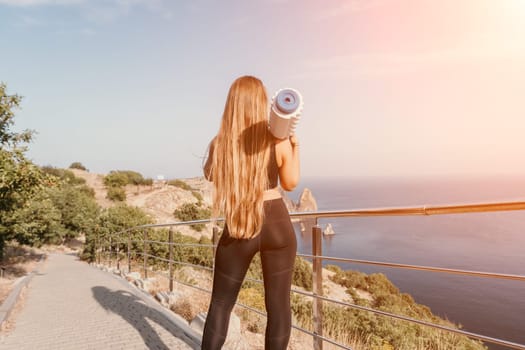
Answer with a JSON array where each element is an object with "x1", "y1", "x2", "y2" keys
[
  {"x1": 41, "y1": 166, "x2": 86, "y2": 185},
  {"x1": 292, "y1": 257, "x2": 313, "y2": 291},
  {"x1": 11, "y1": 197, "x2": 65, "y2": 246},
  {"x1": 81, "y1": 204, "x2": 154, "y2": 262},
  {"x1": 142, "y1": 178, "x2": 153, "y2": 186},
  {"x1": 173, "y1": 203, "x2": 211, "y2": 232},
  {"x1": 46, "y1": 184, "x2": 99, "y2": 239},
  {"x1": 77, "y1": 184, "x2": 96, "y2": 198},
  {"x1": 69, "y1": 162, "x2": 88, "y2": 171},
  {"x1": 171, "y1": 298, "x2": 195, "y2": 322},
  {"x1": 192, "y1": 190, "x2": 203, "y2": 204},
  {"x1": 120, "y1": 170, "x2": 148, "y2": 185},
  {"x1": 107, "y1": 186, "x2": 126, "y2": 202},
  {"x1": 168, "y1": 179, "x2": 193, "y2": 191},
  {"x1": 103, "y1": 172, "x2": 129, "y2": 188},
  {"x1": 103, "y1": 170, "x2": 152, "y2": 187}
]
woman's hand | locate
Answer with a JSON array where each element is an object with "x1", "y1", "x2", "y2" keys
[{"x1": 289, "y1": 134, "x2": 299, "y2": 148}]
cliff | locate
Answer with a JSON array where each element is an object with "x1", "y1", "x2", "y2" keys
[{"x1": 279, "y1": 187, "x2": 318, "y2": 213}]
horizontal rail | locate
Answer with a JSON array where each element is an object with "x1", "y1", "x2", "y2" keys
[
  {"x1": 143, "y1": 239, "x2": 215, "y2": 248},
  {"x1": 296, "y1": 254, "x2": 525, "y2": 282},
  {"x1": 138, "y1": 253, "x2": 214, "y2": 272},
  {"x1": 289, "y1": 201, "x2": 525, "y2": 219},
  {"x1": 114, "y1": 200, "x2": 525, "y2": 235},
  {"x1": 144, "y1": 266, "x2": 212, "y2": 295}
]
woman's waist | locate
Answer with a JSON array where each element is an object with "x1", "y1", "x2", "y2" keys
[{"x1": 263, "y1": 187, "x2": 282, "y2": 201}]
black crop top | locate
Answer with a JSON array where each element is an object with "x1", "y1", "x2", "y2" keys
[{"x1": 267, "y1": 144, "x2": 279, "y2": 189}]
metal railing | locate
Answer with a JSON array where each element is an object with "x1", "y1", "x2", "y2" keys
[{"x1": 96, "y1": 200, "x2": 525, "y2": 350}]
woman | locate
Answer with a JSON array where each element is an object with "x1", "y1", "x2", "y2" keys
[{"x1": 202, "y1": 75, "x2": 300, "y2": 350}]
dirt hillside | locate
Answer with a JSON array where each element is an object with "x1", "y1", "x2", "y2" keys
[{"x1": 71, "y1": 169, "x2": 213, "y2": 238}]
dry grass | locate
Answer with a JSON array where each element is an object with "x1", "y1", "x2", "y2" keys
[
  {"x1": 0, "y1": 243, "x2": 44, "y2": 305},
  {"x1": 0, "y1": 282, "x2": 29, "y2": 334}
]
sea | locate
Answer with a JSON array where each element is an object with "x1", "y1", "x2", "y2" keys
[{"x1": 288, "y1": 176, "x2": 525, "y2": 350}]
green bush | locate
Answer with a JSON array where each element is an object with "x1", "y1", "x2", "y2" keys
[
  {"x1": 41, "y1": 166, "x2": 86, "y2": 185},
  {"x1": 173, "y1": 203, "x2": 211, "y2": 232},
  {"x1": 168, "y1": 179, "x2": 193, "y2": 191},
  {"x1": 77, "y1": 184, "x2": 96, "y2": 198},
  {"x1": 103, "y1": 171, "x2": 129, "y2": 188},
  {"x1": 191, "y1": 191, "x2": 203, "y2": 205},
  {"x1": 10, "y1": 196, "x2": 65, "y2": 246},
  {"x1": 46, "y1": 184, "x2": 99, "y2": 240},
  {"x1": 107, "y1": 186, "x2": 126, "y2": 202},
  {"x1": 81, "y1": 204, "x2": 153, "y2": 262},
  {"x1": 69, "y1": 162, "x2": 88, "y2": 171},
  {"x1": 292, "y1": 256, "x2": 313, "y2": 291},
  {"x1": 142, "y1": 178, "x2": 153, "y2": 186},
  {"x1": 103, "y1": 170, "x2": 152, "y2": 187}
]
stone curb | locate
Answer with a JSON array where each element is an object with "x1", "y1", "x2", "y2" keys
[{"x1": 0, "y1": 255, "x2": 47, "y2": 328}]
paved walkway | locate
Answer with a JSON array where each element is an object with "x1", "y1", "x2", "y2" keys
[{"x1": 0, "y1": 253, "x2": 201, "y2": 350}]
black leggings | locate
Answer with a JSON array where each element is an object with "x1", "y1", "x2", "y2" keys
[{"x1": 202, "y1": 198, "x2": 297, "y2": 350}]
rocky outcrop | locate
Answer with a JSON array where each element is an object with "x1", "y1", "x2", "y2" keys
[
  {"x1": 297, "y1": 188, "x2": 317, "y2": 212},
  {"x1": 279, "y1": 187, "x2": 318, "y2": 213},
  {"x1": 323, "y1": 223, "x2": 335, "y2": 236}
]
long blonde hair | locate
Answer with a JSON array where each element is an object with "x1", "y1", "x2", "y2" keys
[{"x1": 210, "y1": 76, "x2": 272, "y2": 239}]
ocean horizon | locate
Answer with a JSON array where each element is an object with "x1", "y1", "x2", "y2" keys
[{"x1": 288, "y1": 175, "x2": 525, "y2": 350}]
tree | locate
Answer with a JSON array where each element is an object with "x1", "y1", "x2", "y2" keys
[
  {"x1": 47, "y1": 184, "x2": 100, "y2": 239},
  {"x1": 10, "y1": 196, "x2": 64, "y2": 246},
  {"x1": 0, "y1": 83, "x2": 47, "y2": 259},
  {"x1": 81, "y1": 204, "x2": 154, "y2": 262}
]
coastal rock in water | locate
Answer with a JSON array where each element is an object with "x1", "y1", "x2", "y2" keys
[
  {"x1": 297, "y1": 188, "x2": 318, "y2": 212},
  {"x1": 278, "y1": 187, "x2": 318, "y2": 213},
  {"x1": 324, "y1": 223, "x2": 335, "y2": 236}
]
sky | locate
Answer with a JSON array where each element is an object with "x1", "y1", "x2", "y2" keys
[{"x1": 1, "y1": 0, "x2": 525, "y2": 180}]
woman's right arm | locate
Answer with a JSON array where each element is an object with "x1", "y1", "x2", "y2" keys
[
  {"x1": 276, "y1": 135, "x2": 300, "y2": 191},
  {"x1": 203, "y1": 138, "x2": 216, "y2": 181}
]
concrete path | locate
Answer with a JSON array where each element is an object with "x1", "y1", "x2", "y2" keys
[{"x1": 0, "y1": 253, "x2": 200, "y2": 350}]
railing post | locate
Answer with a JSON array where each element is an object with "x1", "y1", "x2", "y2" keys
[
  {"x1": 212, "y1": 226, "x2": 219, "y2": 269},
  {"x1": 127, "y1": 231, "x2": 131, "y2": 273},
  {"x1": 143, "y1": 229, "x2": 148, "y2": 279},
  {"x1": 108, "y1": 236, "x2": 112, "y2": 267},
  {"x1": 116, "y1": 237, "x2": 120, "y2": 271},
  {"x1": 96, "y1": 228, "x2": 100, "y2": 265},
  {"x1": 312, "y1": 223, "x2": 323, "y2": 350},
  {"x1": 169, "y1": 228, "x2": 174, "y2": 292}
]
